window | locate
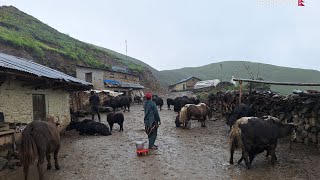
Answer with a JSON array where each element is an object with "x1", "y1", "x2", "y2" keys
[
  {"x1": 32, "y1": 94, "x2": 46, "y2": 121},
  {"x1": 85, "y1": 72, "x2": 92, "y2": 83}
]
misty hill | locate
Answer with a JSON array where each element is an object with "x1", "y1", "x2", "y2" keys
[
  {"x1": 92, "y1": 46, "x2": 167, "y2": 81},
  {"x1": 159, "y1": 61, "x2": 320, "y2": 94},
  {"x1": 0, "y1": 6, "x2": 162, "y2": 92}
]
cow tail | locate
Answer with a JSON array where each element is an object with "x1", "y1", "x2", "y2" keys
[
  {"x1": 179, "y1": 106, "x2": 188, "y2": 125},
  {"x1": 229, "y1": 125, "x2": 243, "y2": 150},
  {"x1": 19, "y1": 126, "x2": 38, "y2": 169}
]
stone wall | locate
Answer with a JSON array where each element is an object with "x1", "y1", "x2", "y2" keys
[
  {"x1": 104, "y1": 71, "x2": 139, "y2": 84},
  {"x1": 171, "y1": 78, "x2": 200, "y2": 91},
  {"x1": 76, "y1": 66, "x2": 140, "y2": 90},
  {"x1": 207, "y1": 91, "x2": 320, "y2": 147},
  {"x1": 172, "y1": 83, "x2": 185, "y2": 91},
  {"x1": 76, "y1": 66, "x2": 104, "y2": 89},
  {"x1": 0, "y1": 80, "x2": 71, "y2": 130}
]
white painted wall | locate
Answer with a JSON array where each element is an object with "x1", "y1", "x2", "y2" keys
[{"x1": 0, "y1": 80, "x2": 71, "y2": 130}]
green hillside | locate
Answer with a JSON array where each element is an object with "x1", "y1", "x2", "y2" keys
[
  {"x1": 92, "y1": 46, "x2": 165, "y2": 80},
  {"x1": 0, "y1": 5, "x2": 143, "y2": 73},
  {"x1": 160, "y1": 61, "x2": 320, "y2": 94}
]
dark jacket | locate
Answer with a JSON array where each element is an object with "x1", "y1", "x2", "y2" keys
[
  {"x1": 89, "y1": 94, "x2": 100, "y2": 106},
  {"x1": 143, "y1": 100, "x2": 160, "y2": 127}
]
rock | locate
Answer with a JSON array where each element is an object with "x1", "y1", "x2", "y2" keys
[
  {"x1": 309, "y1": 117, "x2": 316, "y2": 126},
  {"x1": 296, "y1": 135, "x2": 303, "y2": 143},
  {"x1": 0, "y1": 157, "x2": 8, "y2": 171},
  {"x1": 293, "y1": 117, "x2": 300, "y2": 124},
  {"x1": 300, "y1": 130, "x2": 308, "y2": 138},
  {"x1": 305, "y1": 124, "x2": 311, "y2": 130},
  {"x1": 302, "y1": 107, "x2": 309, "y2": 113},
  {"x1": 298, "y1": 125, "x2": 305, "y2": 131},
  {"x1": 311, "y1": 127, "x2": 318, "y2": 133},
  {"x1": 312, "y1": 135, "x2": 318, "y2": 144}
]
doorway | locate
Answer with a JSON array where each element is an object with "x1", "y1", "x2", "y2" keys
[{"x1": 32, "y1": 94, "x2": 46, "y2": 121}]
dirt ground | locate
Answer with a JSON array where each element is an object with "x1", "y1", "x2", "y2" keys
[{"x1": 1, "y1": 104, "x2": 320, "y2": 180}]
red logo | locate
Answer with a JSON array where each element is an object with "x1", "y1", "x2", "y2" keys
[{"x1": 298, "y1": 0, "x2": 305, "y2": 6}]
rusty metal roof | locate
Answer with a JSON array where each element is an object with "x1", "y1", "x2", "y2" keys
[{"x1": 0, "y1": 52, "x2": 91, "y2": 86}]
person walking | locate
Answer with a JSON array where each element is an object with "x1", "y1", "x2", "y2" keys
[
  {"x1": 89, "y1": 90, "x2": 101, "y2": 122},
  {"x1": 143, "y1": 92, "x2": 161, "y2": 149}
]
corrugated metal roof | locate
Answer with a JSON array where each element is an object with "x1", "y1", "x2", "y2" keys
[
  {"x1": 120, "y1": 82, "x2": 144, "y2": 89},
  {"x1": 0, "y1": 53, "x2": 91, "y2": 86},
  {"x1": 104, "y1": 79, "x2": 144, "y2": 89}
]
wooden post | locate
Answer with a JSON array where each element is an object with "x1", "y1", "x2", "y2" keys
[{"x1": 239, "y1": 80, "x2": 243, "y2": 104}]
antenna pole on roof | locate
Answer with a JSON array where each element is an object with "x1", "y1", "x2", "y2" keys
[
  {"x1": 125, "y1": 40, "x2": 128, "y2": 62},
  {"x1": 220, "y1": 64, "x2": 223, "y2": 82}
]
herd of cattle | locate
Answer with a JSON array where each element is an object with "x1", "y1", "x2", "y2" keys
[{"x1": 69, "y1": 93, "x2": 301, "y2": 169}]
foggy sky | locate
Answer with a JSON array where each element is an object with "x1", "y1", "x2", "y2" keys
[{"x1": 0, "y1": 0, "x2": 319, "y2": 71}]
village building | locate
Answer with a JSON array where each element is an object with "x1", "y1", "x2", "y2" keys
[
  {"x1": 0, "y1": 53, "x2": 92, "y2": 157},
  {"x1": 0, "y1": 53, "x2": 92, "y2": 129},
  {"x1": 168, "y1": 77, "x2": 201, "y2": 92},
  {"x1": 194, "y1": 78, "x2": 236, "y2": 92},
  {"x1": 75, "y1": 65, "x2": 144, "y2": 97}
]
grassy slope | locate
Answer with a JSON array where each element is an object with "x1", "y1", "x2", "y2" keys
[
  {"x1": 92, "y1": 46, "x2": 162, "y2": 78},
  {"x1": 160, "y1": 61, "x2": 320, "y2": 94},
  {"x1": 0, "y1": 6, "x2": 143, "y2": 73}
]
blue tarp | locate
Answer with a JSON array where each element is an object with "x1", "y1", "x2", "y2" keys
[
  {"x1": 104, "y1": 79, "x2": 144, "y2": 89},
  {"x1": 104, "y1": 79, "x2": 121, "y2": 85}
]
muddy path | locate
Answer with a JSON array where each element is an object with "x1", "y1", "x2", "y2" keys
[{"x1": 1, "y1": 104, "x2": 320, "y2": 180}]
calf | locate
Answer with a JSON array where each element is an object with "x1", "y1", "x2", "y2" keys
[
  {"x1": 107, "y1": 112, "x2": 124, "y2": 132},
  {"x1": 167, "y1": 98, "x2": 175, "y2": 110},
  {"x1": 66, "y1": 119, "x2": 111, "y2": 136},
  {"x1": 229, "y1": 116, "x2": 297, "y2": 169},
  {"x1": 152, "y1": 96, "x2": 164, "y2": 111},
  {"x1": 134, "y1": 96, "x2": 142, "y2": 105}
]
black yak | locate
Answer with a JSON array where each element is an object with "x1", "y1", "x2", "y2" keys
[
  {"x1": 229, "y1": 116, "x2": 298, "y2": 169},
  {"x1": 66, "y1": 119, "x2": 111, "y2": 136},
  {"x1": 107, "y1": 112, "x2": 124, "y2": 132}
]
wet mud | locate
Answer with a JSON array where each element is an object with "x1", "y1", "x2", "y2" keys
[{"x1": 1, "y1": 104, "x2": 320, "y2": 180}]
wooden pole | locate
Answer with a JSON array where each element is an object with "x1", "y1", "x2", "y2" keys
[
  {"x1": 239, "y1": 80, "x2": 242, "y2": 104},
  {"x1": 233, "y1": 78, "x2": 320, "y2": 86}
]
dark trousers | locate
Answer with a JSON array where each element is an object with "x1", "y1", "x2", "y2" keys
[
  {"x1": 147, "y1": 127, "x2": 157, "y2": 148},
  {"x1": 91, "y1": 105, "x2": 101, "y2": 122}
]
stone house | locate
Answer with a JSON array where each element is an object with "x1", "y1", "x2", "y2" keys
[
  {"x1": 0, "y1": 53, "x2": 92, "y2": 130},
  {"x1": 168, "y1": 77, "x2": 201, "y2": 92},
  {"x1": 76, "y1": 65, "x2": 144, "y2": 97}
]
